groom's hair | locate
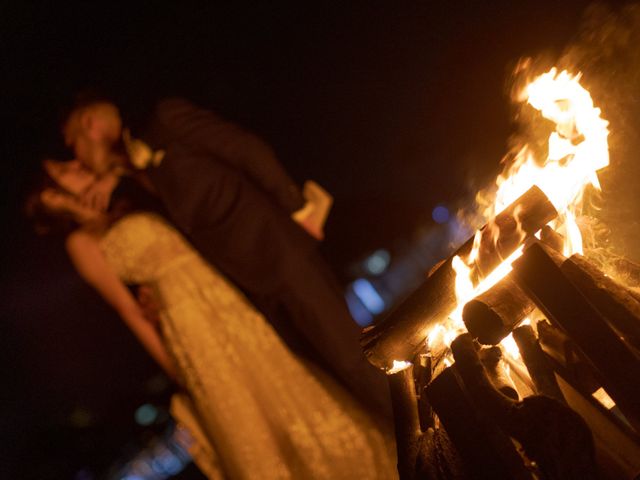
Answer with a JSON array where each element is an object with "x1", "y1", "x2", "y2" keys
[{"x1": 60, "y1": 89, "x2": 117, "y2": 144}]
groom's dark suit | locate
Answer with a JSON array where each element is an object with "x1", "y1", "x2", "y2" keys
[{"x1": 134, "y1": 98, "x2": 391, "y2": 418}]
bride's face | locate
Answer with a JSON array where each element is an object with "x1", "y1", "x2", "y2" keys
[{"x1": 43, "y1": 159, "x2": 96, "y2": 196}]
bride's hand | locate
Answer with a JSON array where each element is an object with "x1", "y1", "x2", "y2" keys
[
  {"x1": 80, "y1": 172, "x2": 119, "y2": 211},
  {"x1": 137, "y1": 285, "x2": 161, "y2": 329}
]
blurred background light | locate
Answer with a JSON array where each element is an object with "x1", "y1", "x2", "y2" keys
[
  {"x1": 431, "y1": 205, "x2": 450, "y2": 224},
  {"x1": 363, "y1": 249, "x2": 391, "y2": 275},
  {"x1": 134, "y1": 404, "x2": 158, "y2": 426},
  {"x1": 351, "y1": 278, "x2": 385, "y2": 315},
  {"x1": 345, "y1": 290, "x2": 374, "y2": 326},
  {"x1": 109, "y1": 423, "x2": 193, "y2": 480}
]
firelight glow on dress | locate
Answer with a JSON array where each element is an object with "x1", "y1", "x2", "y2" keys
[{"x1": 100, "y1": 212, "x2": 397, "y2": 480}]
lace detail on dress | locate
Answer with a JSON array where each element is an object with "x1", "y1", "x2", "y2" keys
[
  {"x1": 99, "y1": 212, "x2": 397, "y2": 479},
  {"x1": 100, "y1": 212, "x2": 196, "y2": 284}
]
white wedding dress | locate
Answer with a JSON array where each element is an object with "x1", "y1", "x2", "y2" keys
[{"x1": 100, "y1": 212, "x2": 397, "y2": 479}]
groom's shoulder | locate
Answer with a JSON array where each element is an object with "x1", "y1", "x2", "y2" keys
[{"x1": 153, "y1": 97, "x2": 197, "y2": 119}]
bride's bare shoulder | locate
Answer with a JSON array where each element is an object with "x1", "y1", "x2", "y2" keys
[{"x1": 65, "y1": 228, "x2": 101, "y2": 253}]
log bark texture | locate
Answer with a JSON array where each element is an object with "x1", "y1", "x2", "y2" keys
[
  {"x1": 362, "y1": 186, "x2": 557, "y2": 369},
  {"x1": 414, "y1": 353, "x2": 435, "y2": 431},
  {"x1": 463, "y1": 233, "x2": 567, "y2": 346},
  {"x1": 512, "y1": 324, "x2": 565, "y2": 402},
  {"x1": 562, "y1": 254, "x2": 640, "y2": 353},
  {"x1": 414, "y1": 427, "x2": 466, "y2": 480},
  {"x1": 425, "y1": 365, "x2": 531, "y2": 479},
  {"x1": 451, "y1": 333, "x2": 597, "y2": 480},
  {"x1": 387, "y1": 364, "x2": 421, "y2": 480},
  {"x1": 479, "y1": 345, "x2": 519, "y2": 400},
  {"x1": 512, "y1": 242, "x2": 640, "y2": 433},
  {"x1": 540, "y1": 225, "x2": 565, "y2": 253},
  {"x1": 536, "y1": 319, "x2": 601, "y2": 394},
  {"x1": 555, "y1": 373, "x2": 640, "y2": 480},
  {"x1": 463, "y1": 275, "x2": 535, "y2": 345}
]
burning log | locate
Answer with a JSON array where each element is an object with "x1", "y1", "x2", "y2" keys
[
  {"x1": 463, "y1": 275, "x2": 534, "y2": 345},
  {"x1": 502, "y1": 353, "x2": 536, "y2": 398},
  {"x1": 413, "y1": 353, "x2": 436, "y2": 431},
  {"x1": 512, "y1": 324, "x2": 565, "y2": 402},
  {"x1": 536, "y1": 319, "x2": 601, "y2": 394},
  {"x1": 362, "y1": 186, "x2": 557, "y2": 369},
  {"x1": 478, "y1": 345, "x2": 519, "y2": 400},
  {"x1": 386, "y1": 363, "x2": 421, "y2": 480},
  {"x1": 413, "y1": 353, "x2": 432, "y2": 394},
  {"x1": 463, "y1": 232, "x2": 566, "y2": 346},
  {"x1": 555, "y1": 373, "x2": 640, "y2": 480},
  {"x1": 512, "y1": 242, "x2": 640, "y2": 433},
  {"x1": 536, "y1": 319, "x2": 575, "y2": 365},
  {"x1": 451, "y1": 333, "x2": 598, "y2": 480},
  {"x1": 386, "y1": 360, "x2": 466, "y2": 479},
  {"x1": 561, "y1": 254, "x2": 640, "y2": 353},
  {"x1": 540, "y1": 224, "x2": 565, "y2": 253},
  {"x1": 425, "y1": 365, "x2": 532, "y2": 479}
]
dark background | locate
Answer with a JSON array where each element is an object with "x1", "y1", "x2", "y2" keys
[{"x1": 0, "y1": 1, "x2": 607, "y2": 478}]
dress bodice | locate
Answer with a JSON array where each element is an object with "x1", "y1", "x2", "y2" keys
[{"x1": 100, "y1": 212, "x2": 197, "y2": 285}]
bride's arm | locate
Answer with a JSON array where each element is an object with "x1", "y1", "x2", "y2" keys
[{"x1": 65, "y1": 230, "x2": 180, "y2": 383}]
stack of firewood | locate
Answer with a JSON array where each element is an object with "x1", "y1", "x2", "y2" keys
[{"x1": 361, "y1": 186, "x2": 640, "y2": 480}]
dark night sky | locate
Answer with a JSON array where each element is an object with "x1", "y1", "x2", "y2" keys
[{"x1": 1, "y1": 1, "x2": 604, "y2": 477}]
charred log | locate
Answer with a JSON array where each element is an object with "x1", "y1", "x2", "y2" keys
[
  {"x1": 479, "y1": 345, "x2": 519, "y2": 400},
  {"x1": 540, "y1": 225, "x2": 565, "y2": 253},
  {"x1": 387, "y1": 364, "x2": 421, "y2": 480},
  {"x1": 555, "y1": 373, "x2": 640, "y2": 480},
  {"x1": 463, "y1": 231, "x2": 567, "y2": 346},
  {"x1": 561, "y1": 254, "x2": 640, "y2": 353},
  {"x1": 413, "y1": 352, "x2": 432, "y2": 395},
  {"x1": 387, "y1": 360, "x2": 467, "y2": 479},
  {"x1": 413, "y1": 353, "x2": 435, "y2": 431},
  {"x1": 463, "y1": 275, "x2": 535, "y2": 345},
  {"x1": 512, "y1": 324, "x2": 565, "y2": 402},
  {"x1": 415, "y1": 427, "x2": 466, "y2": 480},
  {"x1": 362, "y1": 186, "x2": 557, "y2": 369},
  {"x1": 425, "y1": 365, "x2": 531, "y2": 479},
  {"x1": 451, "y1": 333, "x2": 597, "y2": 480},
  {"x1": 536, "y1": 319, "x2": 601, "y2": 394},
  {"x1": 512, "y1": 242, "x2": 640, "y2": 432}
]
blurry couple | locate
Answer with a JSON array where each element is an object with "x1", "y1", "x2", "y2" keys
[{"x1": 30, "y1": 95, "x2": 397, "y2": 479}]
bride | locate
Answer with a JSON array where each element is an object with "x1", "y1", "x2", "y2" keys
[{"x1": 30, "y1": 160, "x2": 397, "y2": 480}]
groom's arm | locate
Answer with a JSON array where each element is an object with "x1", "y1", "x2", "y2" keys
[{"x1": 153, "y1": 98, "x2": 305, "y2": 214}]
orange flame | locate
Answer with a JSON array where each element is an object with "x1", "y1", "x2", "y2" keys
[
  {"x1": 491, "y1": 68, "x2": 609, "y2": 219},
  {"x1": 427, "y1": 68, "x2": 610, "y2": 356}
]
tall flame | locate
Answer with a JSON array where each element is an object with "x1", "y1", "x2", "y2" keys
[
  {"x1": 490, "y1": 68, "x2": 609, "y2": 219},
  {"x1": 427, "y1": 67, "x2": 610, "y2": 355}
]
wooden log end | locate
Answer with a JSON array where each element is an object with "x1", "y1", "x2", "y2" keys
[{"x1": 463, "y1": 299, "x2": 509, "y2": 345}]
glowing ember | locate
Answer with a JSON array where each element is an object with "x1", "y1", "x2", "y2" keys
[
  {"x1": 592, "y1": 387, "x2": 617, "y2": 410},
  {"x1": 500, "y1": 333, "x2": 522, "y2": 361},
  {"x1": 386, "y1": 360, "x2": 413, "y2": 375}
]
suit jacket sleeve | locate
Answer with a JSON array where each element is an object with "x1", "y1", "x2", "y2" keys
[{"x1": 153, "y1": 97, "x2": 305, "y2": 214}]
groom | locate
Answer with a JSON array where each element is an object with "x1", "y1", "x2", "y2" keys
[{"x1": 59, "y1": 95, "x2": 392, "y2": 419}]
